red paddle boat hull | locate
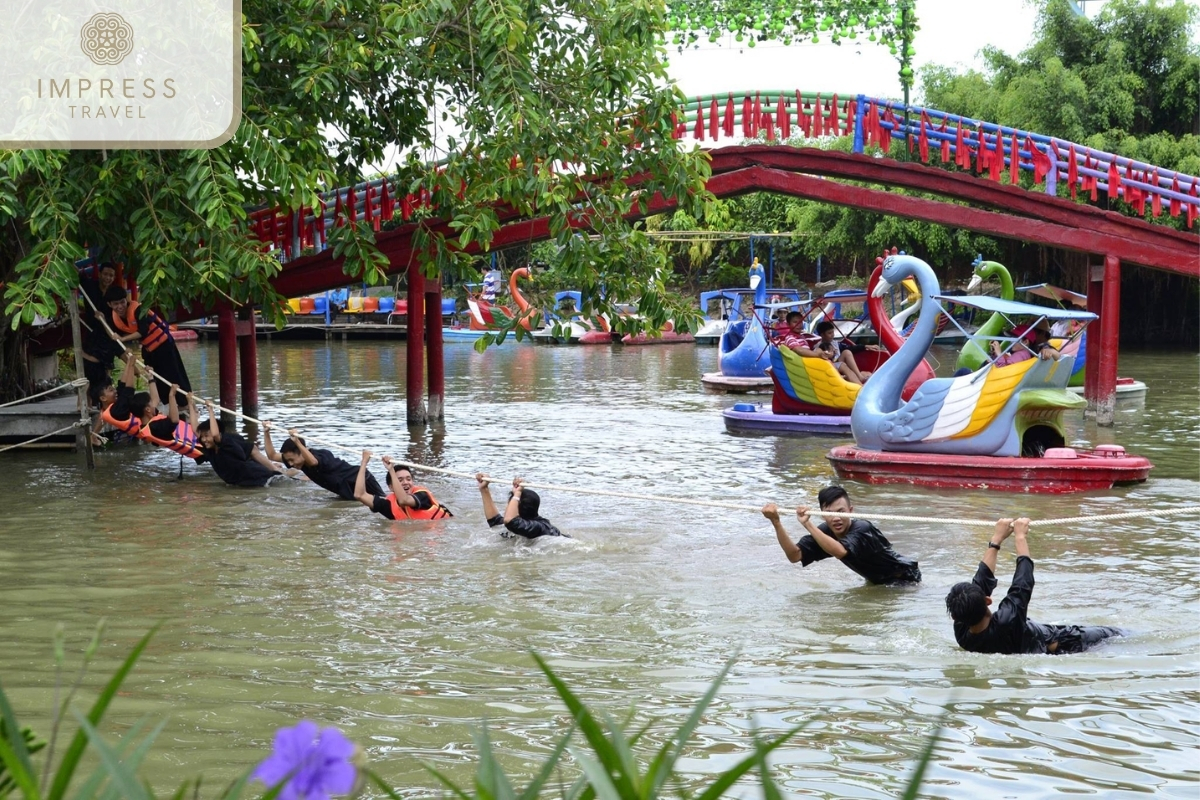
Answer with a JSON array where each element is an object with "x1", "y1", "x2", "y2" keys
[{"x1": 827, "y1": 445, "x2": 1153, "y2": 494}]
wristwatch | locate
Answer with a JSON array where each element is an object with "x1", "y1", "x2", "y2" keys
[{"x1": 987, "y1": 542, "x2": 1002, "y2": 550}]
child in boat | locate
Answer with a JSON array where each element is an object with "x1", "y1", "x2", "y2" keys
[
  {"x1": 476, "y1": 473, "x2": 565, "y2": 539},
  {"x1": 761, "y1": 486, "x2": 920, "y2": 585},
  {"x1": 945, "y1": 517, "x2": 1123, "y2": 655},
  {"x1": 354, "y1": 450, "x2": 452, "y2": 520},
  {"x1": 262, "y1": 425, "x2": 383, "y2": 500}
]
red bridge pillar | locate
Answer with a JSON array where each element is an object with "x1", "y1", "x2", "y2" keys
[
  {"x1": 1084, "y1": 256, "x2": 1120, "y2": 426},
  {"x1": 217, "y1": 304, "x2": 238, "y2": 427},
  {"x1": 425, "y1": 280, "x2": 445, "y2": 421},
  {"x1": 237, "y1": 307, "x2": 259, "y2": 421},
  {"x1": 406, "y1": 262, "x2": 428, "y2": 425}
]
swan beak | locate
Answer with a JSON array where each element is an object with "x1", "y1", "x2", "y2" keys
[
  {"x1": 967, "y1": 275, "x2": 982, "y2": 293},
  {"x1": 749, "y1": 274, "x2": 762, "y2": 290},
  {"x1": 872, "y1": 278, "x2": 891, "y2": 298}
]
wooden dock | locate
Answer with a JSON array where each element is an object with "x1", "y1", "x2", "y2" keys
[
  {"x1": 0, "y1": 395, "x2": 87, "y2": 449},
  {"x1": 176, "y1": 319, "x2": 409, "y2": 341}
]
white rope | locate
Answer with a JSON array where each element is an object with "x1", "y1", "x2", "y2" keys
[
  {"x1": 75, "y1": 287, "x2": 1200, "y2": 530},
  {"x1": 0, "y1": 421, "x2": 89, "y2": 454},
  {"x1": 0, "y1": 378, "x2": 89, "y2": 409}
]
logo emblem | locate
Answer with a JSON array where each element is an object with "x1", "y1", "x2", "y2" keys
[{"x1": 80, "y1": 13, "x2": 134, "y2": 66}]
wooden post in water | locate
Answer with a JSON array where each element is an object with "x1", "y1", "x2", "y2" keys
[
  {"x1": 68, "y1": 290, "x2": 94, "y2": 468},
  {"x1": 1095, "y1": 255, "x2": 1121, "y2": 427},
  {"x1": 217, "y1": 304, "x2": 238, "y2": 428},
  {"x1": 425, "y1": 278, "x2": 444, "y2": 421},
  {"x1": 237, "y1": 306, "x2": 259, "y2": 421},
  {"x1": 406, "y1": 261, "x2": 427, "y2": 425}
]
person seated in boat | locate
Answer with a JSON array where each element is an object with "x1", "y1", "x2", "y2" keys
[
  {"x1": 196, "y1": 399, "x2": 294, "y2": 487},
  {"x1": 476, "y1": 473, "x2": 565, "y2": 539},
  {"x1": 355, "y1": 450, "x2": 453, "y2": 520},
  {"x1": 779, "y1": 317, "x2": 877, "y2": 385},
  {"x1": 481, "y1": 266, "x2": 503, "y2": 303},
  {"x1": 945, "y1": 518, "x2": 1123, "y2": 655},
  {"x1": 989, "y1": 319, "x2": 1061, "y2": 366},
  {"x1": 262, "y1": 425, "x2": 383, "y2": 501},
  {"x1": 761, "y1": 486, "x2": 920, "y2": 585}
]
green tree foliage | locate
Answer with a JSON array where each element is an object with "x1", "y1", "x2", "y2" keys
[
  {"x1": 921, "y1": 0, "x2": 1200, "y2": 172},
  {"x1": 0, "y1": 0, "x2": 714, "y2": 352}
]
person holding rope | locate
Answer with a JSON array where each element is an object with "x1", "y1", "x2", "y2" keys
[
  {"x1": 100, "y1": 355, "x2": 201, "y2": 459},
  {"x1": 945, "y1": 518, "x2": 1123, "y2": 655},
  {"x1": 104, "y1": 285, "x2": 192, "y2": 408},
  {"x1": 476, "y1": 473, "x2": 565, "y2": 539},
  {"x1": 355, "y1": 450, "x2": 452, "y2": 520},
  {"x1": 195, "y1": 399, "x2": 293, "y2": 487},
  {"x1": 262, "y1": 426, "x2": 383, "y2": 501},
  {"x1": 79, "y1": 262, "x2": 123, "y2": 394},
  {"x1": 762, "y1": 486, "x2": 920, "y2": 585}
]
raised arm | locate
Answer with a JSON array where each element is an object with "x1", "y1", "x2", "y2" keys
[
  {"x1": 382, "y1": 456, "x2": 419, "y2": 508},
  {"x1": 288, "y1": 429, "x2": 320, "y2": 468},
  {"x1": 796, "y1": 506, "x2": 848, "y2": 559},
  {"x1": 143, "y1": 366, "x2": 162, "y2": 411},
  {"x1": 762, "y1": 503, "x2": 801, "y2": 563},
  {"x1": 983, "y1": 518, "x2": 1014, "y2": 574},
  {"x1": 503, "y1": 477, "x2": 523, "y2": 523},
  {"x1": 167, "y1": 384, "x2": 181, "y2": 423},
  {"x1": 1012, "y1": 517, "x2": 1031, "y2": 558},
  {"x1": 204, "y1": 400, "x2": 222, "y2": 443},
  {"x1": 262, "y1": 422, "x2": 282, "y2": 462},
  {"x1": 353, "y1": 450, "x2": 376, "y2": 510},
  {"x1": 477, "y1": 473, "x2": 500, "y2": 519},
  {"x1": 118, "y1": 352, "x2": 138, "y2": 389}
]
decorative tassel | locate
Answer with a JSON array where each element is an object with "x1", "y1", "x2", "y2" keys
[
  {"x1": 828, "y1": 93, "x2": 840, "y2": 136},
  {"x1": 763, "y1": 111, "x2": 775, "y2": 141},
  {"x1": 976, "y1": 127, "x2": 988, "y2": 174},
  {"x1": 777, "y1": 95, "x2": 789, "y2": 140},
  {"x1": 752, "y1": 92, "x2": 762, "y2": 137},
  {"x1": 813, "y1": 93, "x2": 823, "y2": 136},
  {"x1": 940, "y1": 120, "x2": 951, "y2": 163},
  {"x1": 724, "y1": 95, "x2": 735, "y2": 138},
  {"x1": 380, "y1": 180, "x2": 394, "y2": 220},
  {"x1": 334, "y1": 192, "x2": 345, "y2": 227},
  {"x1": 694, "y1": 101, "x2": 705, "y2": 141},
  {"x1": 954, "y1": 123, "x2": 968, "y2": 169},
  {"x1": 1151, "y1": 170, "x2": 1161, "y2": 217},
  {"x1": 741, "y1": 96, "x2": 751, "y2": 137},
  {"x1": 710, "y1": 98, "x2": 719, "y2": 140},
  {"x1": 1008, "y1": 133, "x2": 1019, "y2": 185},
  {"x1": 917, "y1": 117, "x2": 929, "y2": 162},
  {"x1": 347, "y1": 186, "x2": 357, "y2": 223},
  {"x1": 1169, "y1": 176, "x2": 1182, "y2": 217},
  {"x1": 1107, "y1": 159, "x2": 1120, "y2": 201},
  {"x1": 1028, "y1": 138, "x2": 1050, "y2": 184},
  {"x1": 401, "y1": 193, "x2": 414, "y2": 221},
  {"x1": 1188, "y1": 179, "x2": 1198, "y2": 228},
  {"x1": 988, "y1": 134, "x2": 1002, "y2": 181}
]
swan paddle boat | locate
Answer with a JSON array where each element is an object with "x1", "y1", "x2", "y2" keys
[
  {"x1": 723, "y1": 263, "x2": 936, "y2": 436},
  {"x1": 457, "y1": 267, "x2": 539, "y2": 341},
  {"x1": 827, "y1": 254, "x2": 1152, "y2": 493},
  {"x1": 530, "y1": 290, "x2": 612, "y2": 344},
  {"x1": 1017, "y1": 283, "x2": 1148, "y2": 402}
]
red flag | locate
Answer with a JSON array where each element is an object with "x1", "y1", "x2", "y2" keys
[
  {"x1": 741, "y1": 96, "x2": 751, "y2": 137},
  {"x1": 763, "y1": 112, "x2": 775, "y2": 141},
  {"x1": 954, "y1": 123, "x2": 967, "y2": 169},
  {"x1": 976, "y1": 127, "x2": 988, "y2": 174},
  {"x1": 1151, "y1": 170, "x2": 1161, "y2": 217},
  {"x1": 752, "y1": 92, "x2": 762, "y2": 137},
  {"x1": 940, "y1": 120, "x2": 951, "y2": 163},
  {"x1": 347, "y1": 186, "x2": 357, "y2": 223},
  {"x1": 334, "y1": 192, "x2": 345, "y2": 227},
  {"x1": 917, "y1": 117, "x2": 929, "y2": 162},
  {"x1": 1009, "y1": 133, "x2": 1020, "y2": 185},
  {"x1": 1028, "y1": 138, "x2": 1050, "y2": 184},
  {"x1": 1107, "y1": 159, "x2": 1121, "y2": 201},
  {"x1": 401, "y1": 193, "x2": 413, "y2": 221},
  {"x1": 1169, "y1": 175, "x2": 1182, "y2": 217},
  {"x1": 988, "y1": 135, "x2": 1003, "y2": 181},
  {"x1": 380, "y1": 181, "x2": 394, "y2": 220},
  {"x1": 694, "y1": 101, "x2": 705, "y2": 140},
  {"x1": 778, "y1": 97, "x2": 790, "y2": 139},
  {"x1": 813, "y1": 93, "x2": 823, "y2": 136},
  {"x1": 1087, "y1": 157, "x2": 1098, "y2": 201},
  {"x1": 1188, "y1": 179, "x2": 1198, "y2": 228},
  {"x1": 795, "y1": 91, "x2": 804, "y2": 137},
  {"x1": 829, "y1": 93, "x2": 840, "y2": 136},
  {"x1": 710, "y1": 98, "x2": 719, "y2": 140},
  {"x1": 670, "y1": 111, "x2": 679, "y2": 139},
  {"x1": 1066, "y1": 144, "x2": 1078, "y2": 198},
  {"x1": 365, "y1": 183, "x2": 378, "y2": 230},
  {"x1": 724, "y1": 95, "x2": 735, "y2": 137}
]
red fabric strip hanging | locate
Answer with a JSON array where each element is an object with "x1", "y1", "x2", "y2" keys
[
  {"x1": 694, "y1": 101, "x2": 705, "y2": 140},
  {"x1": 1008, "y1": 133, "x2": 1020, "y2": 184},
  {"x1": 1151, "y1": 170, "x2": 1161, "y2": 217},
  {"x1": 1107, "y1": 159, "x2": 1121, "y2": 201},
  {"x1": 710, "y1": 98, "x2": 719, "y2": 140},
  {"x1": 828, "y1": 93, "x2": 840, "y2": 136},
  {"x1": 724, "y1": 94, "x2": 735, "y2": 138},
  {"x1": 1169, "y1": 176, "x2": 1182, "y2": 217},
  {"x1": 813, "y1": 93, "x2": 823, "y2": 137},
  {"x1": 777, "y1": 95, "x2": 789, "y2": 140},
  {"x1": 940, "y1": 120, "x2": 951, "y2": 163},
  {"x1": 763, "y1": 111, "x2": 775, "y2": 141},
  {"x1": 917, "y1": 118, "x2": 929, "y2": 162},
  {"x1": 741, "y1": 97, "x2": 751, "y2": 137}
]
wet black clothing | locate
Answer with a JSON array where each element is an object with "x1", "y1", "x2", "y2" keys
[
  {"x1": 370, "y1": 490, "x2": 435, "y2": 520},
  {"x1": 110, "y1": 384, "x2": 175, "y2": 440},
  {"x1": 197, "y1": 433, "x2": 279, "y2": 487},
  {"x1": 302, "y1": 449, "x2": 381, "y2": 500},
  {"x1": 486, "y1": 514, "x2": 565, "y2": 540},
  {"x1": 140, "y1": 344, "x2": 191, "y2": 409},
  {"x1": 797, "y1": 519, "x2": 921, "y2": 585},
  {"x1": 954, "y1": 557, "x2": 1123, "y2": 655}
]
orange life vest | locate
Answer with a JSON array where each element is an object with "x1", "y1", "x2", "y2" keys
[
  {"x1": 138, "y1": 415, "x2": 203, "y2": 459},
  {"x1": 112, "y1": 302, "x2": 170, "y2": 352},
  {"x1": 387, "y1": 486, "x2": 452, "y2": 520},
  {"x1": 100, "y1": 404, "x2": 142, "y2": 436}
]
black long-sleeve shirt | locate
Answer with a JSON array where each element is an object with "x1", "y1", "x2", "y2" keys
[
  {"x1": 486, "y1": 514, "x2": 565, "y2": 539},
  {"x1": 796, "y1": 519, "x2": 921, "y2": 585}
]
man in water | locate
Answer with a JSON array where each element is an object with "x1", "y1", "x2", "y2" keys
[
  {"x1": 762, "y1": 486, "x2": 919, "y2": 585},
  {"x1": 196, "y1": 400, "x2": 292, "y2": 487},
  {"x1": 476, "y1": 473, "x2": 565, "y2": 539},
  {"x1": 262, "y1": 425, "x2": 382, "y2": 500},
  {"x1": 945, "y1": 517, "x2": 1123, "y2": 654},
  {"x1": 354, "y1": 451, "x2": 452, "y2": 520}
]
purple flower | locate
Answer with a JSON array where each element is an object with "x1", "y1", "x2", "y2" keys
[{"x1": 252, "y1": 721, "x2": 357, "y2": 800}]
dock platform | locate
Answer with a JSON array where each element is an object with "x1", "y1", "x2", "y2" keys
[
  {"x1": 176, "y1": 320, "x2": 409, "y2": 341},
  {"x1": 0, "y1": 395, "x2": 86, "y2": 449}
]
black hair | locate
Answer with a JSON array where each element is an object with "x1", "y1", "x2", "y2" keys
[
  {"x1": 279, "y1": 438, "x2": 304, "y2": 456},
  {"x1": 785, "y1": 311, "x2": 804, "y2": 324},
  {"x1": 945, "y1": 582, "x2": 989, "y2": 627},
  {"x1": 98, "y1": 262, "x2": 117, "y2": 274},
  {"x1": 87, "y1": 379, "x2": 114, "y2": 407},
  {"x1": 131, "y1": 391, "x2": 152, "y2": 415},
  {"x1": 817, "y1": 485, "x2": 849, "y2": 509},
  {"x1": 103, "y1": 286, "x2": 128, "y2": 304},
  {"x1": 516, "y1": 488, "x2": 541, "y2": 520},
  {"x1": 199, "y1": 418, "x2": 222, "y2": 435},
  {"x1": 815, "y1": 320, "x2": 836, "y2": 335}
]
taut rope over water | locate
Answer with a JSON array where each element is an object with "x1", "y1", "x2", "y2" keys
[{"x1": 77, "y1": 292, "x2": 1200, "y2": 530}]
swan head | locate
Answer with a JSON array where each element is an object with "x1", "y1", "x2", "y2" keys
[
  {"x1": 872, "y1": 277, "x2": 892, "y2": 298},
  {"x1": 967, "y1": 274, "x2": 982, "y2": 293}
]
